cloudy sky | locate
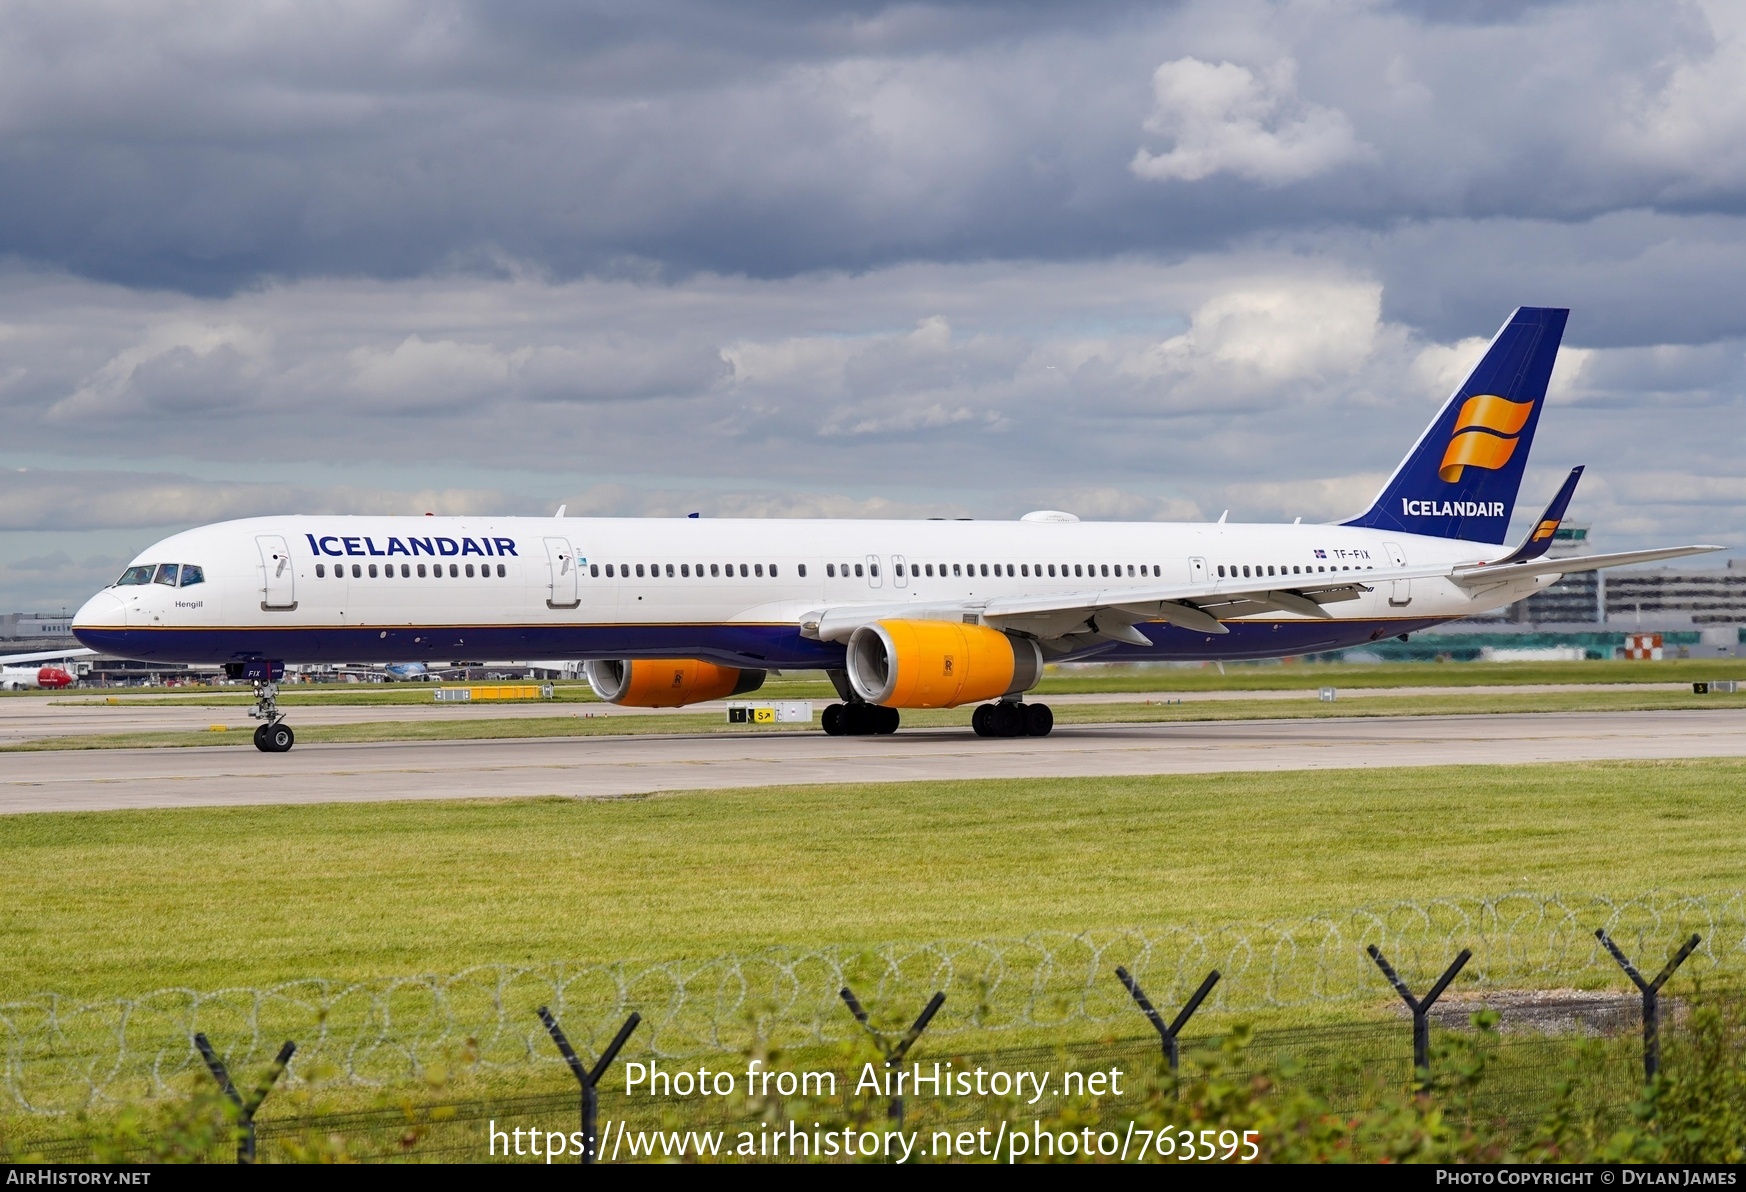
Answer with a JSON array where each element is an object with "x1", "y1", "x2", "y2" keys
[{"x1": 3, "y1": 0, "x2": 1744, "y2": 610}]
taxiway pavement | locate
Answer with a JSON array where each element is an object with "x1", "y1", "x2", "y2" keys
[{"x1": 3, "y1": 708, "x2": 1742, "y2": 815}]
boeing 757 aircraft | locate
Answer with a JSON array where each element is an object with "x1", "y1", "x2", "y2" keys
[{"x1": 72, "y1": 307, "x2": 1720, "y2": 751}]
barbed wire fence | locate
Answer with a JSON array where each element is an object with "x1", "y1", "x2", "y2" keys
[{"x1": 3, "y1": 890, "x2": 1741, "y2": 1117}]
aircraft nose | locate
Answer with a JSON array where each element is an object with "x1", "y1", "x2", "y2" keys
[{"x1": 72, "y1": 589, "x2": 127, "y2": 632}]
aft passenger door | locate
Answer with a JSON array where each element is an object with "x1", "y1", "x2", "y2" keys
[
  {"x1": 865, "y1": 554, "x2": 883, "y2": 589},
  {"x1": 1383, "y1": 542, "x2": 1411, "y2": 606},
  {"x1": 892, "y1": 554, "x2": 908, "y2": 589},
  {"x1": 545, "y1": 537, "x2": 580, "y2": 609},
  {"x1": 256, "y1": 535, "x2": 297, "y2": 610}
]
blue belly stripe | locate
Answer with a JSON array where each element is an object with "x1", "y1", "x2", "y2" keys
[{"x1": 74, "y1": 617, "x2": 1454, "y2": 668}]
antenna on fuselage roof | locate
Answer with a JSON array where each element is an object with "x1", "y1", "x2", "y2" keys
[
  {"x1": 554, "y1": 505, "x2": 567, "y2": 517},
  {"x1": 1217, "y1": 510, "x2": 1228, "y2": 524},
  {"x1": 1294, "y1": 516, "x2": 1301, "y2": 524}
]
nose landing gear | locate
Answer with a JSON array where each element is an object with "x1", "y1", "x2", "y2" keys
[
  {"x1": 253, "y1": 721, "x2": 295, "y2": 752},
  {"x1": 972, "y1": 701, "x2": 1053, "y2": 738},
  {"x1": 247, "y1": 677, "x2": 295, "y2": 752}
]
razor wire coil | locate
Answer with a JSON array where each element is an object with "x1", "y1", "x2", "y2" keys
[{"x1": 3, "y1": 890, "x2": 1741, "y2": 1115}]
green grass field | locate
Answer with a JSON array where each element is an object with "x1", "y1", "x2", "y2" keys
[
  {"x1": 3, "y1": 758, "x2": 1743, "y2": 1001},
  {"x1": 9, "y1": 686, "x2": 1743, "y2": 751}
]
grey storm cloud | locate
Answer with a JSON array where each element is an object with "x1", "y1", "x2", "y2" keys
[
  {"x1": 0, "y1": 468, "x2": 509, "y2": 532},
  {"x1": 4, "y1": 0, "x2": 1746, "y2": 611},
  {"x1": 0, "y1": 0, "x2": 1743, "y2": 290}
]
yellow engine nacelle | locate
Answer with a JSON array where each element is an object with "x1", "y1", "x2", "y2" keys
[
  {"x1": 846, "y1": 620, "x2": 1043, "y2": 708},
  {"x1": 584, "y1": 659, "x2": 766, "y2": 707}
]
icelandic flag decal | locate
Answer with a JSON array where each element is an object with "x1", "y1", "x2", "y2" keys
[{"x1": 1313, "y1": 549, "x2": 1327, "y2": 558}]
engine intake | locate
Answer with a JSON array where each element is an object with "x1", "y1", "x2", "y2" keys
[
  {"x1": 846, "y1": 620, "x2": 1043, "y2": 708},
  {"x1": 584, "y1": 659, "x2": 766, "y2": 707}
]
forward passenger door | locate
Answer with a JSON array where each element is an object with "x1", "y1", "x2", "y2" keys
[{"x1": 256, "y1": 535, "x2": 297, "y2": 610}]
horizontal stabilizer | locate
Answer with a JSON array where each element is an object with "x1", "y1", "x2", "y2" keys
[{"x1": 1453, "y1": 544, "x2": 1725, "y2": 586}]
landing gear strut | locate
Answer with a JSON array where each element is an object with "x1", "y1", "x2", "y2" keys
[
  {"x1": 248, "y1": 680, "x2": 295, "y2": 752},
  {"x1": 973, "y1": 701, "x2": 1052, "y2": 738},
  {"x1": 822, "y1": 703, "x2": 900, "y2": 736}
]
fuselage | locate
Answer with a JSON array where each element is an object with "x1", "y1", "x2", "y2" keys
[
  {"x1": 1, "y1": 665, "x2": 73, "y2": 690},
  {"x1": 72, "y1": 514, "x2": 1552, "y2": 668}
]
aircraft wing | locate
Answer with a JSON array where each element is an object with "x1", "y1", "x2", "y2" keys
[
  {"x1": 803, "y1": 566, "x2": 1448, "y2": 646},
  {"x1": 978, "y1": 569, "x2": 1447, "y2": 643},
  {"x1": 802, "y1": 543, "x2": 1724, "y2": 648},
  {"x1": 0, "y1": 647, "x2": 97, "y2": 666}
]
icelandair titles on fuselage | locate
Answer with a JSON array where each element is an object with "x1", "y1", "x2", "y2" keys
[
  {"x1": 305, "y1": 533, "x2": 519, "y2": 558},
  {"x1": 1401, "y1": 499, "x2": 1506, "y2": 518}
]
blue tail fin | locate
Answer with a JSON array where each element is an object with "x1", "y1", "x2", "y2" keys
[{"x1": 1345, "y1": 306, "x2": 1568, "y2": 543}]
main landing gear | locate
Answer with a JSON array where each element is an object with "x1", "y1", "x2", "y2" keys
[
  {"x1": 972, "y1": 701, "x2": 1053, "y2": 738},
  {"x1": 249, "y1": 680, "x2": 295, "y2": 753},
  {"x1": 822, "y1": 703, "x2": 900, "y2": 736}
]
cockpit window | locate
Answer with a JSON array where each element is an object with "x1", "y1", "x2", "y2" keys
[
  {"x1": 117, "y1": 565, "x2": 155, "y2": 586},
  {"x1": 180, "y1": 564, "x2": 205, "y2": 587},
  {"x1": 153, "y1": 563, "x2": 180, "y2": 586}
]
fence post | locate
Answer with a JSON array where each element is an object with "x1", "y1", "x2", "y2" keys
[
  {"x1": 192, "y1": 1033, "x2": 296, "y2": 1164},
  {"x1": 1595, "y1": 930, "x2": 1701, "y2": 1083},
  {"x1": 839, "y1": 986, "x2": 945, "y2": 1132},
  {"x1": 1114, "y1": 966, "x2": 1220, "y2": 1073},
  {"x1": 537, "y1": 1007, "x2": 641, "y2": 1165},
  {"x1": 1366, "y1": 945, "x2": 1470, "y2": 1086}
]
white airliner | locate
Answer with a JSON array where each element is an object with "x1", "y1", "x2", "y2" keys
[
  {"x1": 71, "y1": 308, "x2": 1721, "y2": 751},
  {"x1": 0, "y1": 647, "x2": 91, "y2": 690},
  {"x1": 0, "y1": 661, "x2": 76, "y2": 691}
]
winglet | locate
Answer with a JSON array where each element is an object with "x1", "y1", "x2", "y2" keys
[{"x1": 1487, "y1": 466, "x2": 1583, "y2": 566}]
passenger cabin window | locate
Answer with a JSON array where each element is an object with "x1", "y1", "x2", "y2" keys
[
  {"x1": 867, "y1": 563, "x2": 877, "y2": 577},
  {"x1": 797, "y1": 564, "x2": 806, "y2": 577},
  {"x1": 853, "y1": 563, "x2": 863, "y2": 577},
  {"x1": 316, "y1": 564, "x2": 326, "y2": 578},
  {"x1": 755, "y1": 563, "x2": 764, "y2": 577},
  {"x1": 827, "y1": 564, "x2": 835, "y2": 577}
]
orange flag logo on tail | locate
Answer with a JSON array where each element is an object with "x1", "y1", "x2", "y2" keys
[{"x1": 1437, "y1": 395, "x2": 1535, "y2": 483}]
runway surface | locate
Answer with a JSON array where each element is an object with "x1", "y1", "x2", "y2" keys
[
  {"x1": 0, "y1": 681, "x2": 1694, "y2": 743},
  {"x1": 4, "y1": 708, "x2": 1744, "y2": 815}
]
